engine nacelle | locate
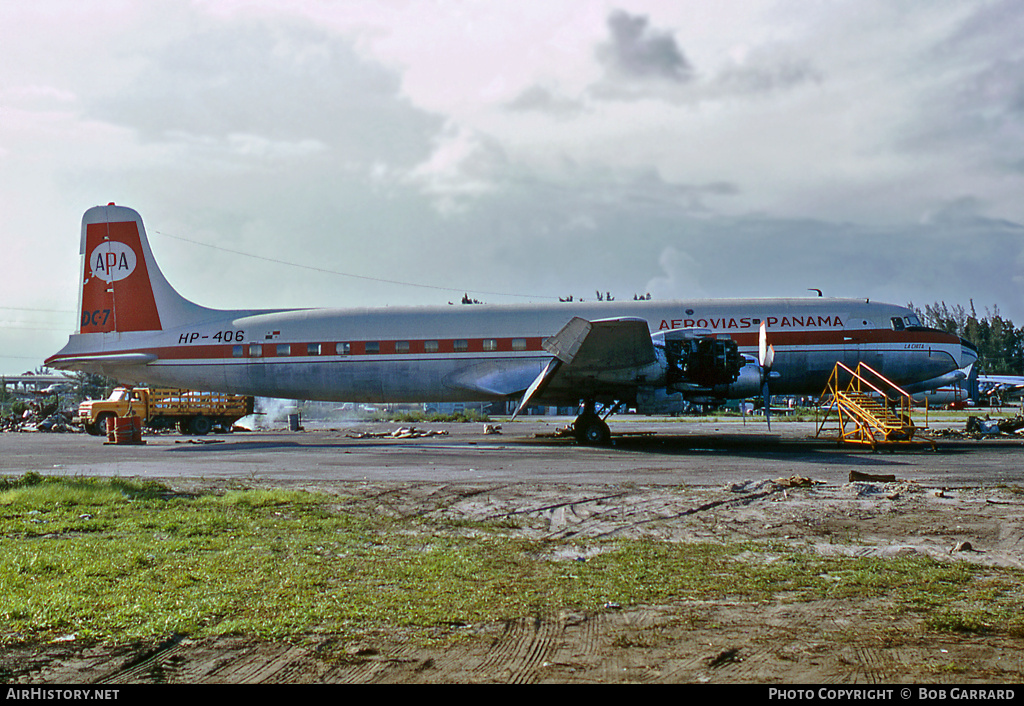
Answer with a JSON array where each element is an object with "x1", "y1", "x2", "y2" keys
[
  {"x1": 650, "y1": 329, "x2": 764, "y2": 402},
  {"x1": 635, "y1": 386, "x2": 691, "y2": 415},
  {"x1": 722, "y1": 356, "x2": 767, "y2": 399}
]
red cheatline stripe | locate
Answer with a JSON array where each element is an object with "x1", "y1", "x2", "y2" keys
[{"x1": 47, "y1": 328, "x2": 962, "y2": 365}]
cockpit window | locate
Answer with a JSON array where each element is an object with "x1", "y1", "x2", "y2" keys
[
  {"x1": 891, "y1": 317, "x2": 905, "y2": 331},
  {"x1": 906, "y1": 314, "x2": 920, "y2": 327}
]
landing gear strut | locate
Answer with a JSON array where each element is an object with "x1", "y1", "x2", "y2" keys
[{"x1": 573, "y1": 400, "x2": 611, "y2": 445}]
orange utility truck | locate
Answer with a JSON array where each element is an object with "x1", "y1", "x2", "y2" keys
[{"x1": 79, "y1": 387, "x2": 255, "y2": 436}]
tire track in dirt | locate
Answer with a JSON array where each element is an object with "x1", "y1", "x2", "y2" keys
[
  {"x1": 98, "y1": 635, "x2": 189, "y2": 684},
  {"x1": 198, "y1": 643, "x2": 308, "y2": 683},
  {"x1": 552, "y1": 496, "x2": 682, "y2": 541},
  {"x1": 324, "y1": 649, "x2": 395, "y2": 683},
  {"x1": 607, "y1": 609, "x2": 667, "y2": 683},
  {"x1": 536, "y1": 485, "x2": 786, "y2": 541},
  {"x1": 352, "y1": 643, "x2": 430, "y2": 683},
  {"x1": 341, "y1": 482, "x2": 449, "y2": 518},
  {"x1": 657, "y1": 636, "x2": 727, "y2": 683},
  {"x1": 469, "y1": 615, "x2": 564, "y2": 683},
  {"x1": 560, "y1": 611, "x2": 605, "y2": 680},
  {"x1": 835, "y1": 644, "x2": 908, "y2": 684},
  {"x1": 344, "y1": 482, "x2": 514, "y2": 523},
  {"x1": 992, "y1": 501, "x2": 1024, "y2": 568}
]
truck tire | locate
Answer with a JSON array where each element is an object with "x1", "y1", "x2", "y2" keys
[
  {"x1": 97, "y1": 413, "x2": 116, "y2": 436},
  {"x1": 188, "y1": 415, "x2": 213, "y2": 436}
]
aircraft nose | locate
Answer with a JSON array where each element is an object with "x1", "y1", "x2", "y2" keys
[{"x1": 960, "y1": 337, "x2": 979, "y2": 369}]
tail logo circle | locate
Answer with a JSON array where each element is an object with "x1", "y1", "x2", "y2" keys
[{"x1": 89, "y1": 242, "x2": 137, "y2": 282}]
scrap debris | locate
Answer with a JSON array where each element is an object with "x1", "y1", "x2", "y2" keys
[
  {"x1": 773, "y1": 475, "x2": 817, "y2": 488},
  {"x1": 933, "y1": 415, "x2": 1024, "y2": 440},
  {"x1": 707, "y1": 647, "x2": 742, "y2": 668},
  {"x1": 346, "y1": 426, "x2": 449, "y2": 439},
  {"x1": 535, "y1": 424, "x2": 576, "y2": 439},
  {"x1": 849, "y1": 471, "x2": 898, "y2": 483},
  {"x1": 1, "y1": 398, "x2": 78, "y2": 433}
]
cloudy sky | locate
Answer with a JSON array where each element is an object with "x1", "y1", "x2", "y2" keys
[{"x1": 3, "y1": 0, "x2": 1024, "y2": 374}]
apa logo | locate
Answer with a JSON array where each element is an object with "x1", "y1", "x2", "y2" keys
[{"x1": 89, "y1": 242, "x2": 137, "y2": 283}]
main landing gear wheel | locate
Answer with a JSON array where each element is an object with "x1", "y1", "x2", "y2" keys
[{"x1": 573, "y1": 412, "x2": 611, "y2": 445}]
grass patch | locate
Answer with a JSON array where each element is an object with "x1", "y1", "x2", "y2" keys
[{"x1": 1, "y1": 475, "x2": 1022, "y2": 645}]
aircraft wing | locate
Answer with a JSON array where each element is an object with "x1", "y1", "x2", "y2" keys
[{"x1": 512, "y1": 317, "x2": 657, "y2": 418}]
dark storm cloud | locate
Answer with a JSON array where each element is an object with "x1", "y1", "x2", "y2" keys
[
  {"x1": 596, "y1": 10, "x2": 694, "y2": 84},
  {"x1": 642, "y1": 211, "x2": 1024, "y2": 316},
  {"x1": 589, "y1": 9, "x2": 819, "y2": 104}
]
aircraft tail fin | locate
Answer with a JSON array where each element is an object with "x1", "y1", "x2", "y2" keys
[{"x1": 77, "y1": 204, "x2": 209, "y2": 334}]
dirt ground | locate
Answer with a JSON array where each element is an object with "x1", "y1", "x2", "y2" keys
[{"x1": 5, "y1": 474, "x2": 1024, "y2": 684}]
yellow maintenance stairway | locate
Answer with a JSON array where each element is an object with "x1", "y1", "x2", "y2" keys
[{"x1": 815, "y1": 362, "x2": 935, "y2": 450}]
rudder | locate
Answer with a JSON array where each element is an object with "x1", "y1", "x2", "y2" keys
[{"x1": 78, "y1": 204, "x2": 206, "y2": 334}]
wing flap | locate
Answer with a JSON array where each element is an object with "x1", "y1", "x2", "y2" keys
[
  {"x1": 512, "y1": 317, "x2": 658, "y2": 416},
  {"x1": 511, "y1": 358, "x2": 562, "y2": 420},
  {"x1": 544, "y1": 317, "x2": 656, "y2": 370}
]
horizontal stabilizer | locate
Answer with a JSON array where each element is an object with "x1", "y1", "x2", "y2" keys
[{"x1": 49, "y1": 352, "x2": 158, "y2": 371}]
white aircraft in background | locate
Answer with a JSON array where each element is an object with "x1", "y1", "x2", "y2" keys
[
  {"x1": 912, "y1": 365, "x2": 976, "y2": 408},
  {"x1": 47, "y1": 204, "x2": 978, "y2": 443},
  {"x1": 977, "y1": 374, "x2": 1024, "y2": 406},
  {"x1": 911, "y1": 366, "x2": 1024, "y2": 409}
]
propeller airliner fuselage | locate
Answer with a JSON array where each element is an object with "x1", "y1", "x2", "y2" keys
[{"x1": 47, "y1": 204, "x2": 978, "y2": 443}]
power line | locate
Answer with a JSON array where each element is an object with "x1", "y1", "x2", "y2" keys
[
  {"x1": 153, "y1": 230, "x2": 560, "y2": 301},
  {"x1": 0, "y1": 306, "x2": 74, "y2": 314},
  {"x1": 0, "y1": 324, "x2": 70, "y2": 331}
]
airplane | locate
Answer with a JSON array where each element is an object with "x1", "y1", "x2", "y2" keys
[
  {"x1": 977, "y1": 374, "x2": 1024, "y2": 407},
  {"x1": 908, "y1": 362, "x2": 976, "y2": 408},
  {"x1": 46, "y1": 203, "x2": 979, "y2": 444},
  {"x1": 34, "y1": 382, "x2": 76, "y2": 396},
  {"x1": 911, "y1": 367, "x2": 1024, "y2": 409}
]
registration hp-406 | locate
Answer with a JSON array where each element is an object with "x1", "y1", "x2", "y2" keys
[{"x1": 178, "y1": 330, "x2": 245, "y2": 344}]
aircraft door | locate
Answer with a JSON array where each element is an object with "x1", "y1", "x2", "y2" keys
[
  {"x1": 846, "y1": 314, "x2": 884, "y2": 374},
  {"x1": 842, "y1": 316, "x2": 862, "y2": 370}
]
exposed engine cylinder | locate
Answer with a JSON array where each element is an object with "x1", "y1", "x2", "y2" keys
[
  {"x1": 645, "y1": 330, "x2": 765, "y2": 404},
  {"x1": 664, "y1": 337, "x2": 743, "y2": 388}
]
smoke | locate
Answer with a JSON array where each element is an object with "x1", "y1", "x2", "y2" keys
[
  {"x1": 645, "y1": 246, "x2": 709, "y2": 299},
  {"x1": 238, "y1": 396, "x2": 299, "y2": 430}
]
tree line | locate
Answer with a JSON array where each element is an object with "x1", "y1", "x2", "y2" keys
[{"x1": 910, "y1": 301, "x2": 1024, "y2": 375}]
